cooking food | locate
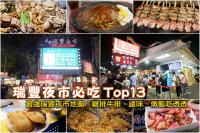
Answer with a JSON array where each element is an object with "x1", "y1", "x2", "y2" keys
[
  {"x1": 133, "y1": 0, "x2": 200, "y2": 32},
  {"x1": 67, "y1": 107, "x2": 132, "y2": 132},
  {"x1": 146, "y1": 108, "x2": 195, "y2": 131},
  {"x1": 74, "y1": 3, "x2": 133, "y2": 32},
  {"x1": 7, "y1": 108, "x2": 47, "y2": 132},
  {"x1": 0, "y1": 0, "x2": 66, "y2": 33}
]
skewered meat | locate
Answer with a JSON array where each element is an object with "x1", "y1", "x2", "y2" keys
[
  {"x1": 185, "y1": 22, "x2": 192, "y2": 32},
  {"x1": 143, "y1": 4, "x2": 151, "y2": 11},
  {"x1": 140, "y1": 12, "x2": 148, "y2": 18},
  {"x1": 156, "y1": 19, "x2": 164, "y2": 28},
  {"x1": 133, "y1": 16, "x2": 139, "y2": 25},
  {"x1": 135, "y1": 9, "x2": 141, "y2": 16},
  {"x1": 137, "y1": 18, "x2": 144, "y2": 27},
  {"x1": 192, "y1": 23, "x2": 199, "y2": 31},
  {"x1": 148, "y1": 20, "x2": 157, "y2": 28},
  {"x1": 161, "y1": 21, "x2": 170, "y2": 30},
  {"x1": 177, "y1": 21, "x2": 184, "y2": 32},
  {"x1": 143, "y1": 17, "x2": 151, "y2": 27},
  {"x1": 133, "y1": 1, "x2": 200, "y2": 32}
]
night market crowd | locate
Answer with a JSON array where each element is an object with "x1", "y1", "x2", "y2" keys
[{"x1": 101, "y1": 69, "x2": 193, "y2": 99}]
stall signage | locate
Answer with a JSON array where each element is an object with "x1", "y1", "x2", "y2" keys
[
  {"x1": 37, "y1": 74, "x2": 63, "y2": 82},
  {"x1": 39, "y1": 37, "x2": 81, "y2": 48},
  {"x1": 113, "y1": 38, "x2": 140, "y2": 57},
  {"x1": 41, "y1": 48, "x2": 80, "y2": 70},
  {"x1": 113, "y1": 53, "x2": 138, "y2": 66}
]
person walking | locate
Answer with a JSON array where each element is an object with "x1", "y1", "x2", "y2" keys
[
  {"x1": 143, "y1": 75, "x2": 149, "y2": 99},
  {"x1": 179, "y1": 72, "x2": 187, "y2": 95},
  {"x1": 123, "y1": 76, "x2": 130, "y2": 89},
  {"x1": 159, "y1": 73, "x2": 169, "y2": 99},
  {"x1": 155, "y1": 73, "x2": 161, "y2": 97},
  {"x1": 172, "y1": 72, "x2": 181, "y2": 99},
  {"x1": 129, "y1": 72, "x2": 138, "y2": 87}
]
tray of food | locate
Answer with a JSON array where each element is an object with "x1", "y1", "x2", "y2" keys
[
  {"x1": 145, "y1": 107, "x2": 199, "y2": 132},
  {"x1": 72, "y1": 2, "x2": 133, "y2": 33},
  {"x1": 6, "y1": 108, "x2": 50, "y2": 132},
  {"x1": 67, "y1": 101, "x2": 132, "y2": 132},
  {"x1": 133, "y1": 0, "x2": 199, "y2": 33},
  {"x1": 0, "y1": 0, "x2": 66, "y2": 33}
]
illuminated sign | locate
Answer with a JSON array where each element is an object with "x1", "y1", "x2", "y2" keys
[
  {"x1": 113, "y1": 53, "x2": 138, "y2": 66},
  {"x1": 169, "y1": 62, "x2": 182, "y2": 70},
  {"x1": 37, "y1": 74, "x2": 63, "y2": 82},
  {"x1": 41, "y1": 48, "x2": 80, "y2": 70},
  {"x1": 113, "y1": 38, "x2": 140, "y2": 58},
  {"x1": 39, "y1": 37, "x2": 81, "y2": 48}
]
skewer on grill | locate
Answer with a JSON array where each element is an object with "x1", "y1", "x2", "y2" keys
[{"x1": 133, "y1": 0, "x2": 200, "y2": 32}]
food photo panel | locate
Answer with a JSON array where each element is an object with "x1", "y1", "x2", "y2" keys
[
  {"x1": 0, "y1": 99, "x2": 67, "y2": 132},
  {"x1": 0, "y1": 0, "x2": 66, "y2": 33},
  {"x1": 66, "y1": 0, "x2": 133, "y2": 33},
  {"x1": 100, "y1": 34, "x2": 199, "y2": 100},
  {"x1": 1, "y1": 34, "x2": 100, "y2": 99},
  {"x1": 133, "y1": 0, "x2": 200, "y2": 33}
]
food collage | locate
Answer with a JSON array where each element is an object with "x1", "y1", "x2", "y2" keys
[{"x1": 0, "y1": 0, "x2": 200, "y2": 133}]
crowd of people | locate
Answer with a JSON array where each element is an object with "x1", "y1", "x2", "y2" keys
[{"x1": 101, "y1": 69, "x2": 192, "y2": 99}]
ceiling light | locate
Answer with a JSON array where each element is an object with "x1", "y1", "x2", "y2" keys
[{"x1": 156, "y1": 54, "x2": 170, "y2": 59}]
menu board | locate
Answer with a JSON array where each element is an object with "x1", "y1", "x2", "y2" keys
[
  {"x1": 41, "y1": 48, "x2": 80, "y2": 70},
  {"x1": 169, "y1": 62, "x2": 182, "y2": 70}
]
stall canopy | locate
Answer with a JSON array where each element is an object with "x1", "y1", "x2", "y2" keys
[{"x1": 138, "y1": 40, "x2": 199, "y2": 67}]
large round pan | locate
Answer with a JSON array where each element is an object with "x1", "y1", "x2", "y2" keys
[
  {"x1": 67, "y1": 101, "x2": 132, "y2": 132},
  {"x1": 72, "y1": 2, "x2": 133, "y2": 33}
]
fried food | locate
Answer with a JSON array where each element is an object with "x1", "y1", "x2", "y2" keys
[
  {"x1": 24, "y1": 111, "x2": 46, "y2": 124},
  {"x1": 7, "y1": 112, "x2": 34, "y2": 132}
]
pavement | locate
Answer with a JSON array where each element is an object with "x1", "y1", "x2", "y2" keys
[{"x1": 147, "y1": 83, "x2": 199, "y2": 99}]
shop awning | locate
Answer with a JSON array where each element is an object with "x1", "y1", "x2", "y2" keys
[{"x1": 138, "y1": 40, "x2": 199, "y2": 67}]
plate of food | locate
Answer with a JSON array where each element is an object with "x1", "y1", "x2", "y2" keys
[
  {"x1": 6, "y1": 108, "x2": 50, "y2": 132},
  {"x1": 72, "y1": 2, "x2": 133, "y2": 33},
  {"x1": 0, "y1": 0, "x2": 66, "y2": 33},
  {"x1": 145, "y1": 107, "x2": 198, "y2": 132}
]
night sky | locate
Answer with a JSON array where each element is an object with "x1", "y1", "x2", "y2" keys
[
  {"x1": 1, "y1": 34, "x2": 94, "y2": 60},
  {"x1": 101, "y1": 34, "x2": 199, "y2": 67}
]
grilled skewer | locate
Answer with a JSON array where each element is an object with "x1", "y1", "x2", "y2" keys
[{"x1": 133, "y1": 0, "x2": 200, "y2": 32}]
